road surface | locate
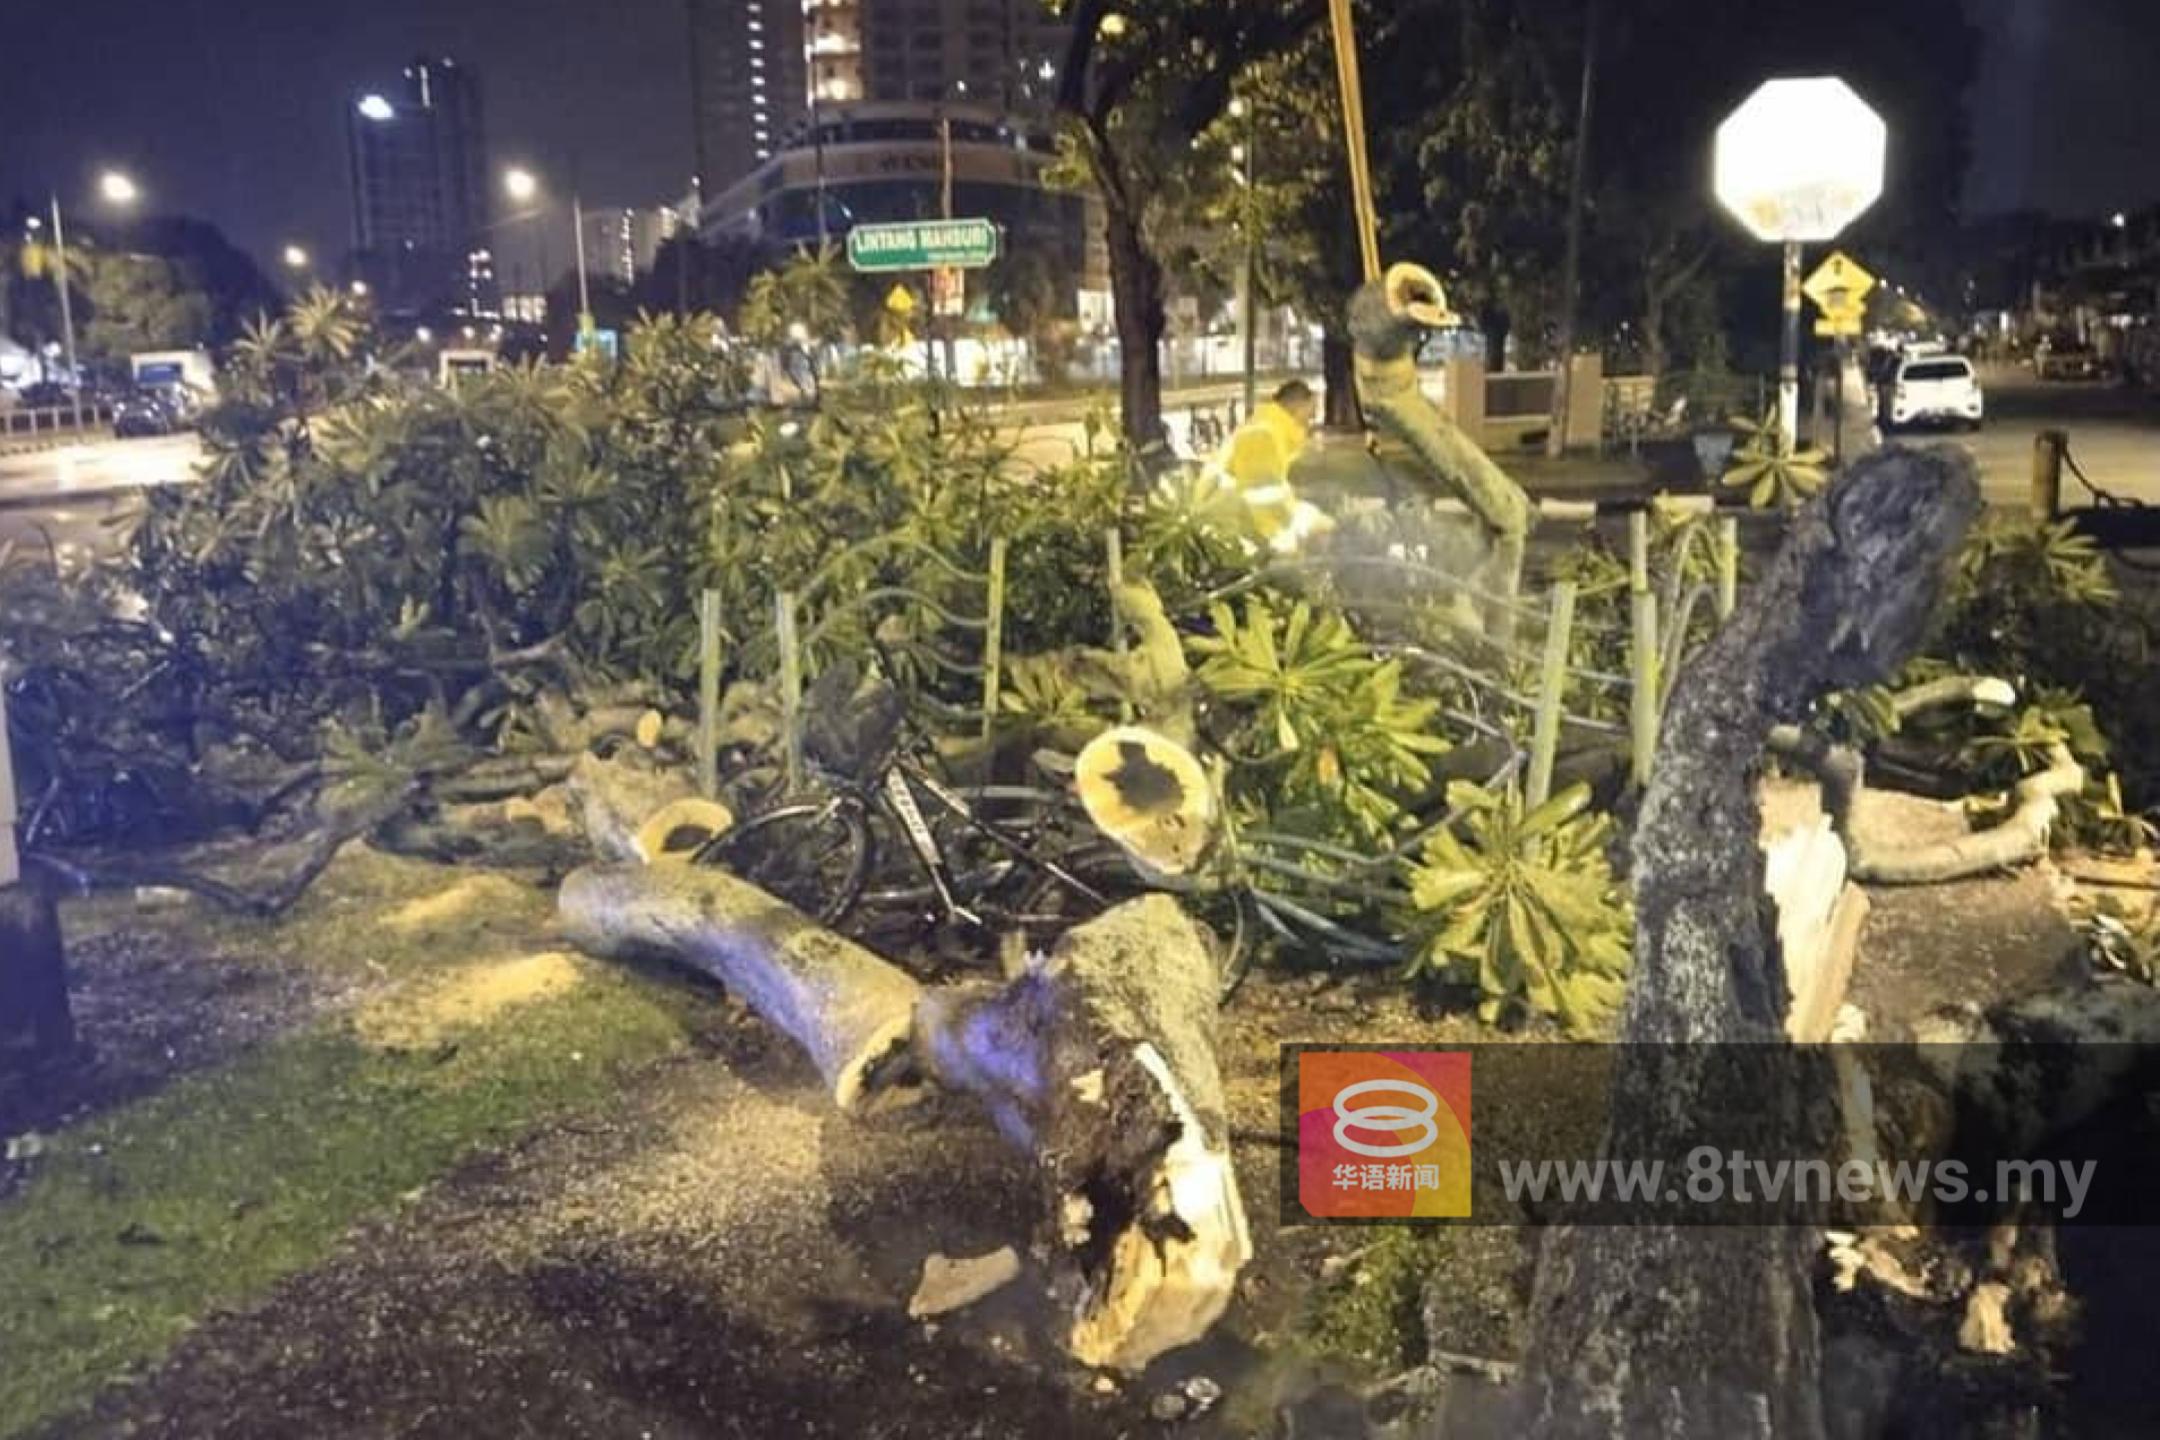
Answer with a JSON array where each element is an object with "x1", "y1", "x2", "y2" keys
[
  {"x1": 0, "y1": 432, "x2": 201, "y2": 506},
  {"x1": 1893, "y1": 366, "x2": 2160, "y2": 512},
  {"x1": 0, "y1": 434, "x2": 201, "y2": 566},
  {"x1": 6, "y1": 369, "x2": 2157, "y2": 562}
]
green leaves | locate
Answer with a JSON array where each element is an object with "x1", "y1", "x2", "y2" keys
[
  {"x1": 1189, "y1": 595, "x2": 1447, "y2": 838},
  {"x1": 1952, "y1": 515, "x2": 2118, "y2": 613},
  {"x1": 1192, "y1": 596, "x2": 1369, "y2": 752},
  {"x1": 1720, "y1": 408, "x2": 1829, "y2": 509},
  {"x1": 1405, "y1": 781, "x2": 1631, "y2": 1035}
]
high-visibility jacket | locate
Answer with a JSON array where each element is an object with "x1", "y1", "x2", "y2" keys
[{"x1": 1219, "y1": 400, "x2": 1312, "y2": 546}]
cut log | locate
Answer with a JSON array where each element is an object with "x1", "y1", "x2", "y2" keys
[
  {"x1": 1768, "y1": 728, "x2": 2084, "y2": 885},
  {"x1": 914, "y1": 894, "x2": 1250, "y2": 1372},
  {"x1": 555, "y1": 861, "x2": 1251, "y2": 1373},
  {"x1": 1515, "y1": 446, "x2": 1981, "y2": 1439},
  {"x1": 557, "y1": 861, "x2": 923, "y2": 1115},
  {"x1": 1762, "y1": 815, "x2": 1871, "y2": 1042},
  {"x1": 565, "y1": 751, "x2": 696, "y2": 864}
]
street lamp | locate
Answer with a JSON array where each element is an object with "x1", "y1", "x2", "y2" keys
[
  {"x1": 46, "y1": 168, "x2": 140, "y2": 429},
  {"x1": 500, "y1": 166, "x2": 592, "y2": 341},
  {"x1": 282, "y1": 243, "x2": 310, "y2": 271}
]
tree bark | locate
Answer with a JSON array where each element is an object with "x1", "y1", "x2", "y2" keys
[
  {"x1": 1515, "y1": 445, "x2": 1981, "y2": 1438},
  {"x1": 915, "y1": 893, "x2": 1248, "y2": 1370},
  {"x1": 0, "y1": 876, "x2": 73, "y2": 1075},
  {"x1": 556, "y1": 865, "x2": 1251, "y2": 1372},
  {"x1": 1642, "y1": 278, "x2": 1668, "y2": 389},
  {"x1": 1102, "y1": 186, "x2": 1166, "y2": 450},
  {"x1": 1321, "y1": 327, "x2": 1360, "y2": 429},
  {"x1": 559, "y1": 860, "x2": 925, "y2": 1114}
]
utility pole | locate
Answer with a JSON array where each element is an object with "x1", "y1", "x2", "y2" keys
[
  {"x1": 1231, "y1": 98, "x2": 1257, "y2": 418},
  {"x1": 1546, "y1": 0, "x2": 1600, "y2": 457},
  {"x1": 813, "y1": 97, "x2": 829, "y2": 251},
  {"x1": 572, "y1": 192, "x2": 594, "y2": 339},
  {"x1": 47, "y1": 195, "x2": 82, "y2": 432},
  {"x1": 936, "y1": 112, "x2": 955, "y2": 386}
]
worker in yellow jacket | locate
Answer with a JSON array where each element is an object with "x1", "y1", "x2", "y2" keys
[{"x1": 1218, "y1": 379, "x2": 1332, "y2": 552}]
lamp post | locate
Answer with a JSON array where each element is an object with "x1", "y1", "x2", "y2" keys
[
  {"x1": 1229, "y1": 98, "x2": 1258, "y2": 418},
  {"x1": 503, "y1": 167, "x2": 593, "y2": 343},
  {"x1": 45, "y1": 169, "x2": 140, "y2": 431}
]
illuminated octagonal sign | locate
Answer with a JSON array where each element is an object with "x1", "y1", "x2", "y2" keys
[{"x1": 1714, "y1": 77, "x2": 1886, "y2": 242}]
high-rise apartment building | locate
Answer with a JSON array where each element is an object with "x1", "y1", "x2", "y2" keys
[
  {"x1": 577, "y1": 204, "x2": 690, "y2": 287},
  {"x1": 687, "y1": 0, "x2": 808, "y2": 195},
  {"x1": 346, "y1": 57, "x2": 489, "y2": 314},
  {"x1": 688, "y1": 0, "x2": 1064, "y2": 196}
]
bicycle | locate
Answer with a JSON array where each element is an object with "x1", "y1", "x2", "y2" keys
[
  {"x1": 692, "y1": 660, "x2": 1129, "y2": 974},
  {"x1": 696, "y1": 660, "x2": 1436, "y2": 1002},
  {"x1": 1186, "y1": 401, "x2": 1241, "y2": 456}
]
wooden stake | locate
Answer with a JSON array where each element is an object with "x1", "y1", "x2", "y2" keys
[
  {"x1": 1715, "y1": 515, "x2": 1739, "y2": 620},
  {"x1": 0, "y1": 682, "x2": 18, "y2": 886},
  {"x1": 1526, "y1": 580, "x2": 1577, "y2": 808},
  {"x1": 1105, "y1": 528, "x2": 1133, "y2": 722},
  {"x1": 1628, "y1": 510, "x2": 1660, "y2": 786},
  {"x1": 776, "y1": 589, "x2": 804, "y2": 794},
  {"x1": 697, "y1": 588, "x2": 722, "y2": 800},
  {"x1": 981, "y1": 537, "x2": 1008, "y2": 744}
]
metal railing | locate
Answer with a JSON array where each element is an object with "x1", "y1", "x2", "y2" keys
[{"x1": 0, "y1": 403, "x2": 115, "y2": 439}]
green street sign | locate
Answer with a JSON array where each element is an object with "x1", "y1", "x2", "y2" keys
[{"x1": 846, "y1": 218, "x2": 1000, "y2": 273}]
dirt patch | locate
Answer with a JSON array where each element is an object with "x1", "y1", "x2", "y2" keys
[
  {"x1": 354, "y1": 951, "x2": 587, "y2": 1051},
  {"x1": 381, "y1": 872, "x2": 544, "y2": 934},
  {"x1": 28, "y1": 1022, "x2": 1158, "y2": 1440},
  {"x1": 3, "y1": 850, "x2": 563, "y2": 1157},
  {"x1": 0, "y1": 923, "x2": 349, "y2": 1154}
]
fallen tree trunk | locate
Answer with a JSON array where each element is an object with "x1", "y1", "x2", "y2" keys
[
  {"x1": 914, "y1": 893, "x2": 1249, "y2": 1371},
  {"x1": 559, "y1": 861, "x2": 924, "y2": 1115},
  {"x1": 1515, "y1": 446, "x2": 1981, "y2": 1438},
  {"x1": 1767, "y1": 726, "x2": 2083, "y2": 886},
  {"x1": 556, "y1": 864, "x2": 1248, "y2": 1371}
]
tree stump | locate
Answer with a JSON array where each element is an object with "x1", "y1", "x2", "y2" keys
[
  {"x1": 0, "y1": 876, "x2": 74, "y2": 1078},
  {"x1": 1514, "y1": 446, "x2": 1981, "y2": 1438}
]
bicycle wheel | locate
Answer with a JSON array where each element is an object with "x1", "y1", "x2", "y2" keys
[{"x1": 693, "y1": 800, "x2": 872, "y2": 927}]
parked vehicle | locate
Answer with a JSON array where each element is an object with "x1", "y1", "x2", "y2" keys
[
  {"x1": 2034, "y1": 337, "x2": 2102, "y2": 381},
  {"x1": 129, "y1": 348, "x2": 217, "y2": 410},
  {"x1": 110, "y1": 389, "x2": 182, "y2": 438},
  {"x1": 12, "y1": 381, "x2": 70, "y2": 410},
  {"x1": 1883, "y1": 354, "x2": 1984, "y2": 432}
]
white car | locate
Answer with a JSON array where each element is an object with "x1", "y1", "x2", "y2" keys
[{"x1": 1884, "y1": 354, "x2": 1984, "y2": 431}]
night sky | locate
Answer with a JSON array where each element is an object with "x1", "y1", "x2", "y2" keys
[{"x1": 3, "y1": 0, "x2": 2158, "y2": 274}]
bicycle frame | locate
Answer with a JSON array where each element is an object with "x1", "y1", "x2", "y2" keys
[{"x1": 831, "y1": 757, "x2": 1111, "y2": 933}]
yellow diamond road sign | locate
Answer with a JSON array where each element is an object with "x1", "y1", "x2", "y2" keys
[{"x1": 1803, "y1": 251, "x2": 1875, "y2": 319}]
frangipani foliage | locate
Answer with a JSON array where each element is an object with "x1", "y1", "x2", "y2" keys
[
  {"x1": 1406, "y1": 781, "x2": 1631, "y2": 1034},
  {"x1": 1720, "y1": 408, "x2": 1829, "y2": 509},
  {"x1": 1188, "y1": 595, "x2": 1448, "y2": 839}
]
